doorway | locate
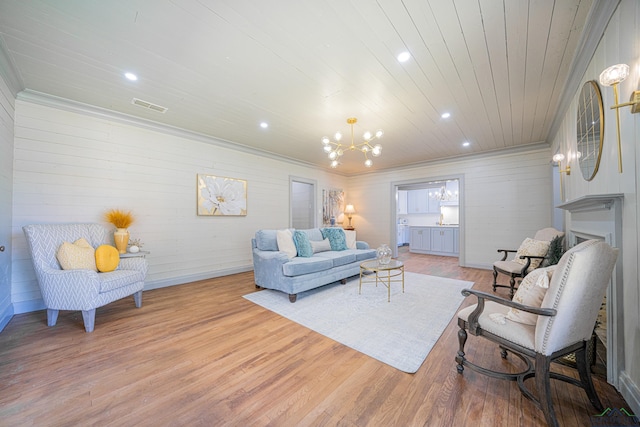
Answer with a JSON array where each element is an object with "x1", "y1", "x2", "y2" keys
[
  {"x1": 290, "y1": 177, "x2": 316, "y2": 229},
  {"x1": 391, "y1": 175, "x2": 464, "y2": 266}
]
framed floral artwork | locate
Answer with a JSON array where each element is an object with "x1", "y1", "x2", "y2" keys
[{"x1": 197, "y1": 174, "x2": 247, "y2": 216}]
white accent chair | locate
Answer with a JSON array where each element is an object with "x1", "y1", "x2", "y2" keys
[
  {"x1": 23, "y1": 223, "x2": 148, "y2": 332},
  {"x1": 456, "y1": 240, "x2": 618, "y2": 427},
  {"x1": 493, "y1": 227, "x2": 565, "y2": 299}
]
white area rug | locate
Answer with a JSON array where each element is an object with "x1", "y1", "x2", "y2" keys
[{"x1": 243, "y1": 272, "x2": 473, "y2": 373}]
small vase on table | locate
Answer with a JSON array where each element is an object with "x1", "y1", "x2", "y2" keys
[{"x1": 113, "y1": 228, "x2": 130, "y2": 254}]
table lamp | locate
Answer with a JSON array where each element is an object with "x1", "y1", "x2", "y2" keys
[{"x1": 344, "y1": 204, "x2": 356, "y2": 229}]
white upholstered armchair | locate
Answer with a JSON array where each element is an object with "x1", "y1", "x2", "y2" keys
[
  {"x1": 23, "y1": 223, "x2": 148, "y2": 332},
  {"x1": 456, "y1": 240, "x2": 618, "y2": 427},
  {"x1": 493, "y1": 227, "x2": 565, "y2": 299}
]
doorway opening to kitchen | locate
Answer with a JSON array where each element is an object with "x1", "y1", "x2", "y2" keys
[{"x1": 391, "y1": 175, "x2": 464, "y2": 265}]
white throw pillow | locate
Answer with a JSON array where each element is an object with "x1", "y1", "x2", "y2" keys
[
  {"x1": 310, "y1": 238, "x2": 332, "y2": 253},
  {"x1": 513, "y1": 238, "x2": 550, "y2": 270},
  {"x1": 276, "y1": 229, "x2": 297, "y2": 258},
  {"x1": 344, "y1": 230, "x2": 357, "y2": 249},
  {"x1": 505, "y1": 265, "x2": 556, "y2": 325}
]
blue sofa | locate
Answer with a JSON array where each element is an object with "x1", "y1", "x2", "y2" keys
[{"x1": 251, "y1": 228, "x2": 376, "y2": 302}]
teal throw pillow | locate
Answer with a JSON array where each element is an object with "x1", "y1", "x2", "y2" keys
[
  {"x1": 321, "y1": 228, "x2": 348, "y2": 251},
  {"x1": 293, "y1": 230, "x2": 313, "y2": 257}
]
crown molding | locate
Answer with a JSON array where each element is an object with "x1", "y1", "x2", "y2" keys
[{"x1": 16, "y1": 89, "x2": 325, "y2": 173}]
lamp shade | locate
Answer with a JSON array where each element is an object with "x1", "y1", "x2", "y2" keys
[
  {"x1": 599, "y1": 64, "x2": 629, "y2": 87},
  {"x1": 344, "y1": 204, "x2": 356, "y2": 215}
]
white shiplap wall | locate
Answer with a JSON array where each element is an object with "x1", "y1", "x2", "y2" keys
[
  {"x1": 10, "y1": 98, "x2": 348, "y2": 313},
  {"x1": 550, "y1": 0, "x2": 639, "y2": 412},
  {"x1": 346, "y1": 146, "x2": 553, "y2": 269},
  {"x1": 0, "y1": 64, "x2": 15, "y2": 329}
]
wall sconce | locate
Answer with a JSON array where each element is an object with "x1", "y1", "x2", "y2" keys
[
  {"x1": 344, "y1": 204, "x2": 356, "y2": 229},
  {"x1": 553, "y1": 153, "x2": 571, "y2": 199},
  {"x1": 599, "y1": 64, "x2": 640, "y2": 173}
]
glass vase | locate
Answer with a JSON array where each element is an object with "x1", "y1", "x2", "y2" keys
[{"x1": 376, "y1": 243, "x2": 392, "y2": 265}]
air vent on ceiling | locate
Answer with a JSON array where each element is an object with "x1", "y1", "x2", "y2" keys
[{"x1": 131, "y1": 98, "x2": 168, "y2": 113}]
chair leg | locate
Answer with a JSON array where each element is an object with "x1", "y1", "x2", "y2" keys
[
  {"x1": 535, "y1": 353, "x2": 558, "y2": 427},
  {"x1": 134, "y1": 290, "x2": 143, "y2": 308},
  {"x1": 456, "y1": 326, "x2": 467, "y2": 373},
  {"x1": 82, "y1": 309, "x2": 96, "y2": 333},
  {"x1": 575, "y1": 344, "x2": 604, "y2": 411},
  {"x1": 509, "y1": 276, "x2": 516, "y2": 299},
  {"x1": 46, "y1": 309, "x2": 59, "y2": 326},
  {"x1": 492, "y1": 268, "x2": 498, "y2": 291}
]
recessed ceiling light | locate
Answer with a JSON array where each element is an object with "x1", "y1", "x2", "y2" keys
[
  {"x1": 462, "y1": 141, "x2": 470, "y2": 147},
  {"x1": 260, "y1": 122, "x2": 269, "y2": 129},
  {"x1": 124, "y1": 72, "x2": 138, "y2": 81},
  {"x1": 441, "y1": 112, "x2": 451, "y2": 119},
  {"x1": 397, "y1": 51, "x2": 411, "y2": 63}
]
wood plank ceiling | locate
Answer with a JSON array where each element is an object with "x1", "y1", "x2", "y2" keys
[{"x1": 0, "y1": 0, "x2": 594, "y2": 174}]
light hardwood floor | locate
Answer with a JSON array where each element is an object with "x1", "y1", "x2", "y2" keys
[{"x1": 0, "y1": 249, "x2": 631, "y2": 426}]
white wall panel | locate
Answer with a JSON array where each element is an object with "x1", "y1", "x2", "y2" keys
[
  {"x1": 10, "y1": 100, "x2": 347, "y2": 311},
  {"x1": 549, "y1": 0, "x2": 639, "y2": 413},
  {"x1": 347, "y1": 147, "x2": 553, "y2": 269}
]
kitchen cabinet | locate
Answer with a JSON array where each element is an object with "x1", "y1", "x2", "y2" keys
[
  {"x1": 407, "y1": 188, "x2": 441, "y2": 214},
  {"x1": 397, "y1": 225, "x2": 410, "y2": 246},
  {"x1": 407, "y1": 189, "x2": 428, "y2": 213},
  {"x1": 397, "y1": 190, "x2": 408, "y2": 215},
  {"x1": 410, "y1": 226, "x2": 459, "y2": 256},
  {"x1": 409, "y1": 227, "x2": 430, "y2": 252},
  {"x1": 427, "y1": 193, "x2": 441, "y2": 213},
  {"x1": 431, "y1": 227, "x2": 455, "y2": 253}
]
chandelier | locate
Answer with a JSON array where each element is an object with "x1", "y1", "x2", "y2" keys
[{"x1": 321, "y1": 117, "x2": 383, "y2": 168}]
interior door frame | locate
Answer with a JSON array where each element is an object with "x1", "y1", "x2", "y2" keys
[
  {"x1": 390, "y1": 174, "x2": 465, "y2": 266},
  {"x1": 289, "y1": 176, "x2": 317, "y2": 229}
]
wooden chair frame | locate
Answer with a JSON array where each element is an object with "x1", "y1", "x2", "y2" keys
[{"x1": 456, "y1": 289, "x2": 603, "y2": 427}]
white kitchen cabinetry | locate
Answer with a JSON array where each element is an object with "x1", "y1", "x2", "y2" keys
[
  {"x1": 397, "y1": 190, "x2": 408, "y2": 215},
  {"x1": 427, "y1": 193, "x2": 441, "y2": 213},
  {"x1": 410, "y1": 226, "x2": 459, "y2": 256},
  {"x1": 407, "y1": 190, "x2": 428, "y2": 213},
  {"x1": 409, "y1": 227, "x2": 430, "y2": 252},
  {"x1": 431, "y1": 227, "x2": 455, "y2": 253}
]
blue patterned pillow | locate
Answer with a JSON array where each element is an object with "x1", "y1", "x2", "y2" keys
[
  {"x1": 321, "y1": 228, "x2": 348, "y2": 251},
  {"x1": 293, "y1": 230, "x2": 313, "y2": 257}
]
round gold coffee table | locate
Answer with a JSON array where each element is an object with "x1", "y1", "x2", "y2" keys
[{"x1": 359, "y1": 259, "x2": 405, "y2": 302}]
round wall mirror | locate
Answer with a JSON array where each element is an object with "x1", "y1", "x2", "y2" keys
[{"x1": 576, "y1": 80, "x2": 604, "y2": 181}]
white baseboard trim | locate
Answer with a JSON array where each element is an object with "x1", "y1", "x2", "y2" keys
[
  {"x1": 619, "y1": 370, "x2": 640, "y2": 416},
  {"x1": 0, "y1": 303, "x2": 15, "y2": 332},
  {"x1": 11, "y1": 265, "x2": 255, "y2": 315},
  {"x1": 144, "y1": 265, "x2": 253, "y2": 291},
  {"x1": 13, "y1": 299, "x2": 45, "y2": 315}
]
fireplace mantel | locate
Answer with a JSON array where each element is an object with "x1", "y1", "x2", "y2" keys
[
  {"x1": 557, "y1": 193, "x2": 624, "y2": 213},
  {"x1": 556, "y1": 192, "x2": 624, "y2": 387}
]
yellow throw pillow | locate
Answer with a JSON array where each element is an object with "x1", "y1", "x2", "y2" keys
[
  {"x1": 56, "y1": 238, "x2": 97, "y2": 271},
  {"x1": 95, "y1": 245, "x2": 120, "y2": 273}
]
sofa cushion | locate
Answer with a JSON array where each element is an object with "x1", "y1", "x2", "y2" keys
[
  {"x1": 299, "y1": 228, "x2": 324, "y2": 242},
  {"x1": 351, "y1": 248, "x2": 377, "y2": 262},
  {"x1": 255, "y1": 229, "x2": 280, "y2": 251},
  {"x1": 276, "y1": 229, "x2": 297, "y2": 258},
  {"x1": 56, "y1": 238, "x2": 97, "y2": 271},
  {"x1": 293, "y1": 230, "x2": 314, "y2": 257},
  {"x1": 321, "y1": 228, "x2": 348, "y2": 251},
  {"x1": 310, "y1": 238, "x2": 332, "y2": 253},
  {"x1": 95, "y1": 244, "x2": 120, "y2": 272},
  {"x1": 282, "y1": 257, "x2": 333, "y2": 276},
  {"x1": 314, "y1": 251, "x2": 356, "y2": 267},
  {"x1": 513, "y1": 238, "x2": 550, "y2": 270},
  {"x1": 98, "y1": 269, "x2": 144, "y2": 293},
  {"x1": 344, "y1": 230, "x2": 357, "y2": 249}
]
